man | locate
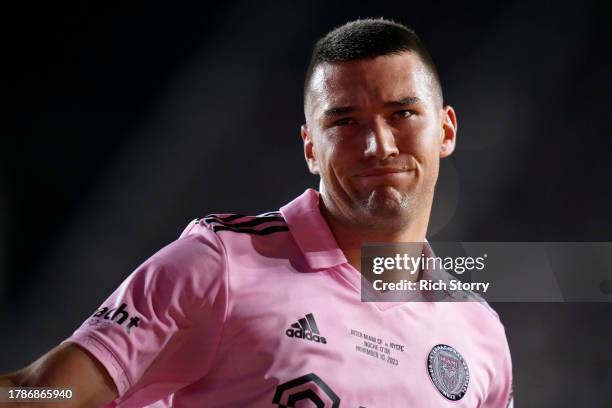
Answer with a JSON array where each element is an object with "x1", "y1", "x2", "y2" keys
[{"x1": 1, "y1": 19, "x2": 513, "y2": 407}]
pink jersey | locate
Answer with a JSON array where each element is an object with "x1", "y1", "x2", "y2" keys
[{"x1": 64, "y1": 189, "x2": 513, "y2": 407}]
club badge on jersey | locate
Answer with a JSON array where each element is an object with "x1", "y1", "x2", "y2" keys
[{"x1": 427, "y1": 344, "x2": 470, "y2": 401}]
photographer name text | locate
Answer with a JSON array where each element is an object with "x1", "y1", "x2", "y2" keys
[{"x1": 373, "y1": 279, "x2": 490, "y2": 293}]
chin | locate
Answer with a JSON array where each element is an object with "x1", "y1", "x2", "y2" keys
[{"x1": 362, "y1": 187, "x2": 410, "y2": 217}]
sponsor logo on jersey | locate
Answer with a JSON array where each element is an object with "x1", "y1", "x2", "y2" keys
[
  {"x1": 272, "y1": 373, "x2": 340, "y2": 408},
  {"x1": 88, "y1": 302, "x2": 141, "y2": 334},
  {"x1": 285, "y1": 313, "x2": 327, "y2": 344},
  {"x1": 427, "y1": 344, "x2": 469, "y2": 401}
]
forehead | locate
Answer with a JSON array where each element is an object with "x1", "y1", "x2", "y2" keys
[{"x1": 307, "y1": 52, "x2": 436, "y2": 115}]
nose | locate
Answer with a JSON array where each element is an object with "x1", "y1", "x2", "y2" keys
[{"x1": 363, "y1": 117, "x2": 399, "y2": 161}]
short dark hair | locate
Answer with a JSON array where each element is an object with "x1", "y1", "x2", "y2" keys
[{"x1": 304, "y1": 18, "x2": 443, "y2": 108}]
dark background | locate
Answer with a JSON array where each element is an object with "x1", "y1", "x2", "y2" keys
[{"x1": 2, "y1": 1, "x2": 611, "y2": 405}]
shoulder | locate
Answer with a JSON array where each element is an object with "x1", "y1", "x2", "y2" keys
[
  {"x1": 457, "y1": 291, "x2": 506, "y2": 337},
  {"x1": 431, "y1": 266, "x2": 502, "y2": 324},
  {"x1": 119, "y1": 219, "x2": 232, "y2": 309},
  {"x1": 435, "y1": 274, "x2": 507, "y2": 341},
  {"x1": 461, "y1": 298, "x2": 510, "y2": 364},
  {"x1": 192, "y1": 211, "x2": 289, "y2": 236},
  {"x1": 173, "y1": 211, "x2": 292, "y2": 269},
  {"x1": 464, "y1": 291, "x2": 502, "y2": 322},
  {"x1": 182, "y1": 212, "x2": 292, "y2": 254}
]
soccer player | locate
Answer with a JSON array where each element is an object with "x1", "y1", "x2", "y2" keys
[{"x1": 1, "y1": 19, "x2": 513, "y2": 407}]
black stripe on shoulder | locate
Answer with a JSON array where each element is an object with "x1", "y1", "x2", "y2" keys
[
  {"x1": 258, "y1": 211, "x2": 281, "y2": 217},
  {"x1": 203, "y1": 215, "x2": 285, "y2": 229},
  {"x1": 210, "y1": 224, "x2": 289, "y2": 235},
  {"x1": 198, "y1": 212, "x2": 288, "y2": 235},
  {"x1": 207, "y1": 213, "x2": 249, "y2": 223}
]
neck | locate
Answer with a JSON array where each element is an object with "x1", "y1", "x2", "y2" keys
[{"x1": 319, "y1": 200, "x2": 430, "y2": 273}]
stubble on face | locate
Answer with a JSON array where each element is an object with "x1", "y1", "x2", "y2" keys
[
  {"x1": 362, "y1": 186, "x2": 411, "y2": 215},
  {"x1": 348, "y1": 174, "x2": 435, "y2": 233},
  {"x1": 320, "y1": 159, "x2": 434, "y2": 235}
]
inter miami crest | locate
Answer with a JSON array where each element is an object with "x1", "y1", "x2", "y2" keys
[{"x1": 427, "y1": 344, "x2": 470, "y2": 401}]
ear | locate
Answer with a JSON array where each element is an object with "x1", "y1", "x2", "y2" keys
[
  {"x1": 439, "y1": 105, "x2": 457, "y2": 158},
  {"x1": 301, "y1": 124, "x2": 319, "y2": 175}
]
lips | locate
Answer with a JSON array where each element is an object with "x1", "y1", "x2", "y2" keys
[{"x1": 357, "y1": 167, "x2": 413, "y2": 177}]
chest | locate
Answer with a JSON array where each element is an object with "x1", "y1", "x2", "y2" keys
[{"x1": 198, "y1": 270, "x2": 495, "y2": 407}]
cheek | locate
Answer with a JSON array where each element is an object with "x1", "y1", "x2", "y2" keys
[
  {"x1": 399, "y1": 120, "x2": 441, "y2": 161},
  {"x1": 323, "y1": 145, "x2": 348, "y2": 181},
  {"x1": 412, "y1": 137, "x2": 442, "y2": 185},
  {"x1": 316, "y1": 137, "x2": 361, "y2": 187}
]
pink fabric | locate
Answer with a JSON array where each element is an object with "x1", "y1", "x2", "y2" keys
[{"x1": 64, "y1": 189, "x2": 512, "y2": 407}]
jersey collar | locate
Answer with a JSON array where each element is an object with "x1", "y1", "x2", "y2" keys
[{"x1": 280, "y1": 189, "x2": 347, "y2": 270}]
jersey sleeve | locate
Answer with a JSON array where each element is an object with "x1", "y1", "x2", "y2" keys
[
  {"x1": 62, "y1": 220, "x2": 228, "y2": 406},
  {"x1": 482, "y1": 323, "x2": 514, "y2": 407}
]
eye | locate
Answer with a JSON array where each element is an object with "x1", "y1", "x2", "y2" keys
[
  {"x1": 333, "y1": 117, "x2": 355, "y2": 126},
  {"x1": 392, "y1": 110, "x2": 414, "y2": 120}
]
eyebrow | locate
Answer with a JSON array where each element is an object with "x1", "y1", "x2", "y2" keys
[
  {"x1": 323, "y1": 106, "x2": 359, "y2": 117},
  {"x1": 323, "y1": 96, "x2": 422, "y2": 117},
  {"x1": 384, "y1": 96, "x2": 422, "y2": 107}
]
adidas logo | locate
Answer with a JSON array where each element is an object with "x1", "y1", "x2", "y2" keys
[{"x1": 285, "y1": 313, "x2": 327, "y2": 344}]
